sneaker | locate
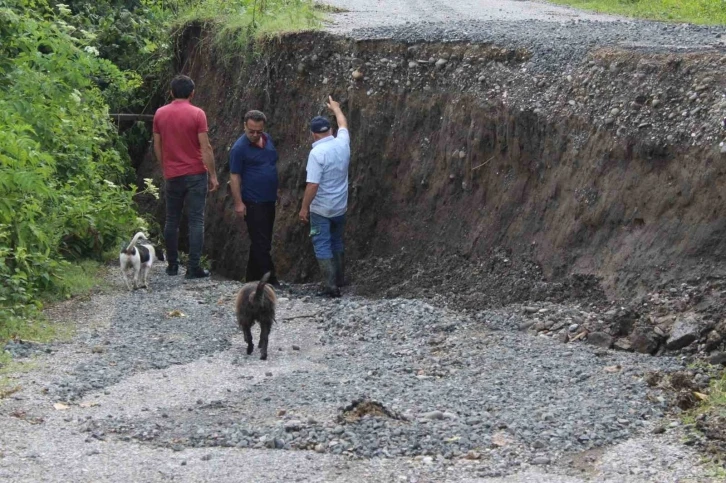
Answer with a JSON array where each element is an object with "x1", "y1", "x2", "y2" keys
[
  {"x1": 166, "y1": 264, "x2": 179, "y2": 276},
  {"x1": 185, "y1": 267, "x2": 210, "y2": 279}
]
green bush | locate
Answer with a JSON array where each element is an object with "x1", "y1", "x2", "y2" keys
[{"x1": 0, "y1": 0, "x2": 139, "y2": 336}]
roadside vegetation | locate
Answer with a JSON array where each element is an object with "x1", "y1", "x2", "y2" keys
[
  {"x1": 550, "y1": 0, "x2": 726, "y2": 24},
  {"x1": 0, "y1": 0, "x2": 321, "y2": 346}
]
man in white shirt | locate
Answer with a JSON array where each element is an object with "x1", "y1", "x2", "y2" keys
[{"x1": 299, "y1": 96, "x2": 350, "y2": 298}]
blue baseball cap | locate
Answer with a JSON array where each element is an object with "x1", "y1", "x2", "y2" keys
[{"x1": 310, "y1": 116, "x2": 331, "y2": 133}]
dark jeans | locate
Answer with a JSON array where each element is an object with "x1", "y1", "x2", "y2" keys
[
  {"x1": 164, "y1": 173, "x2": 208, "y2": 270},
  {"x1": 244, "y1": 200, "x2": 276, "y2": 282},
  {"x1": 310, "y1": 212, "x2": 346, "y2": 259}
]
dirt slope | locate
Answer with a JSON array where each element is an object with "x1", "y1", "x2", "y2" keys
[{"x1": 137, "y1": 25, "x2": 726, "y2": 309}]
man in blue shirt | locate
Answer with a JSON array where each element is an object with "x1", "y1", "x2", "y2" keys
[
  {"x1": 229, "y1": 110, "x2": 280, "y2": 285},
  {"x1": 299, "y1": 97, "x2": 350, "y2": 298}
]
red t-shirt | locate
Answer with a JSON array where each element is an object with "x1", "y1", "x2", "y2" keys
[{"x1": 153, "y1": 99, "x2": 209, "y2": 179}]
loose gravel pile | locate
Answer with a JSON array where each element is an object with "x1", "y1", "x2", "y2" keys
[
  {"x1": 0, "y1": 266, "x2": 716, "y2": 481},
  {"x1": 50, "y1": 271, "x2": 683, "y2": 476},
  {"x1": 350, "y1": 20, "x2": 725, "y2": 72},
  {"x1": 45, "y1": 281, "x2": 233, "y2": 402}
]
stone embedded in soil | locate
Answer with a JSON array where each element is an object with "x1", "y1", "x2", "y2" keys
[
  {"x1": 705, "y1": 330, "x2": 723, "y2": 351},
  {"x1": 422, "y1": 410, "x2": 445, "y2": 420},
  {"x1": 630, "y1": 330, "x2": 660, "y2": 355},
  {"x1": 613, "y1": 339, "x2": 632, "y2": 351},
  {"x1": 666, "y1": 317, "x2": 701, "y2": 351},
  {"x1": 709, "y1": 351, "x2": 726, "y2": 365},
  {"x1": 284, "y1": 420, "x2": 303, "y2": 432},
  {"x1": 586, "y1": 331, "x2": 614, "y2": 349}
]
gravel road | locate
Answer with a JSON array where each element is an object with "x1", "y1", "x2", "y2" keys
[
  {"x1": 324, "y1": 0, "x2": 622, "y2": 32},
  {"x1": 2, "y1": 3, "x2": 724, "y2": 482},
  {"x1": 325, "y1": 0, "x2": 726, "y2": 72},
  {"x1": 0, "y1": 267, "x2": 718, "y2": 482}
]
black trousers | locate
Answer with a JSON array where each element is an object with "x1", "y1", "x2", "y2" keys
[
  {"x1": 164, "y1": 173, "x2": 207, "y2": 269},
  {"x1": 244, "y1": 200, "x2": 277, "y2": 282}
]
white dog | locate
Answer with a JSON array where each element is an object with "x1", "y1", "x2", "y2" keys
[{"x1": 119, "y1": 232, "x2": 164, "y2": 290}]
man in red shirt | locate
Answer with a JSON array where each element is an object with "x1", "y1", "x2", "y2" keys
[{"x1": 153, "y1": 75, "x2": 219, "y2": 279}]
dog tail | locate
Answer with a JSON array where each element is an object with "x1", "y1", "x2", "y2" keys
[
  {"x1": 254, "y1": 272, "x2": 271, "y2": 303},
  {"x1": 123, "y1": 232, "x2": 146, "y2": 254}
]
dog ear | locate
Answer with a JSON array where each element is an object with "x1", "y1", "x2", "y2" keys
[{"x1": 154, "y1": 246, "x2": 165, "y2": 261}]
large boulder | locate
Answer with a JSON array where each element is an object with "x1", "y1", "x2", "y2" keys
[
  {"x1": 666, "y1": 316, "x2": 702, "y2": 351},
  {"x1": 630, "y1": 329, "x2": 660, "y2": 355}
]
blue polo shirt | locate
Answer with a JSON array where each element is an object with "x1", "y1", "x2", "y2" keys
[{"x1": 229, "y1": 133, "x2": 279, "y2": 203}]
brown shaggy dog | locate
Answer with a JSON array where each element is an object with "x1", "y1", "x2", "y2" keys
[{"x1": 235, "y1": 272, "x2": 277, "y2": 360}]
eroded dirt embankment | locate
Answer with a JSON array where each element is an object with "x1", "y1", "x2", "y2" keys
[{"x1": 138, "y1": 27, "x2": 726, "y2": 331}]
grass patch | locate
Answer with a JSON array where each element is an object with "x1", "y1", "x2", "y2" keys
[
  {"x1": 680, "y1": 368, "x2": 726, "y2": 467},
  {"x1": 0, "y1": 352, "x2": 37, "y2": 400},
  {"x1": 705, "y1": 369, "x2": 726, "y2": 413},
  {"x1": 314, "y1": 2, "x2": 348, "y2": 13},
  {"x1": 43, "y1": 260, "x2": 110, "y2": 303},
  {"x1": 549, "y1": 0, "x2": 726, "y2": 25},
  {"x1": 682, "y1": 368, "x2": 726, "y2": 420},
  {"x1": 0, "y1": 316, "x2": 70, "y2": 346},
  {"x1": 704, "y1": 462, "x2": 726, "y2": 479},
  {"x1": 173, "y1": 0, "x2": 324, "y2": 57},
  {"x1": 0, "y1": 260, "x2": 99, "y2": 396},
  {"x1": 0, "y1": 260, "x2": 104, "y2": 344}
]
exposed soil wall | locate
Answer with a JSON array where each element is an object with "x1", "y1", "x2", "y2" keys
[{"x1": 138, "y1": 27, "x2": 726, "y2": 306}]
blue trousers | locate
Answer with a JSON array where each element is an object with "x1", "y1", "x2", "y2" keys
[{"x1": 310, "y1": 212, "x2": 345, "y2": 259}]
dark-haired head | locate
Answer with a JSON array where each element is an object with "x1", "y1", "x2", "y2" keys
[
  {"x1": 170, "y1": 75, "x2": 195, "y2": 99},
  {"x1": 244, "y1": 110, "x2": 267, "y2": 144},
  {"x1": 244, "y1": 110, "x2": 267, "y2": 124}
]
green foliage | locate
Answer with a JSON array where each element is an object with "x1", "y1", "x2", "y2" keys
[
  {"x1": 62, "y1": 1, "x2": 175, "y2": 112},
  {"x1": 0, "y1": 0, "x2": 140, "y2": 339},
  {"x1": 550, "y1": 0, "x2": 726, "y2": 25},
  {"x1": 0, "y1": 0, "x2": 322, "y2": 344}
]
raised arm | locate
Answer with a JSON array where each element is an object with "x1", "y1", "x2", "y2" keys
[{"x1": 326, "y1": 96, "x2": 347, "y2": 130}]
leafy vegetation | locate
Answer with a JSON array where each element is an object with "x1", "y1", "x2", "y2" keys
[
  {"x1": 550, "y1": 0, "x2": 726, "y2": 25},
  {"x1": 0, "y1": 0, "x2": 141, "y2": 339},
  {"x1": 678, "y1": 367, "x2": 726, "y2": 470},
  {"x1": 1, "y1": 0, "x2": 322, "y2": 344}
]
